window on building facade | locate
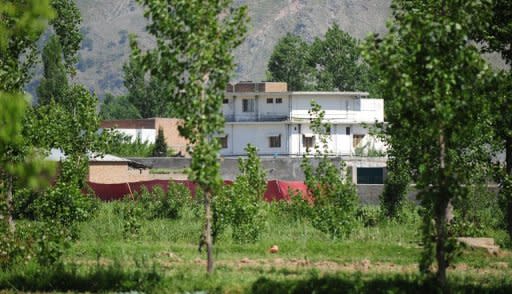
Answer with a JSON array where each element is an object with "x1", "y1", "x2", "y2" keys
[
  {"x1": 276, "y1": 98, "x2": 283, "y2": 104},
  {"x1": 266, "y1": 98, "x2": 273, "y2": 104},
  {"x1": 346, "y1": 127, "x2": 351, "y2": 135},
  {"x1": 269, "y1": 135, "x2": 281, "y2": 148},
  {"x1": 218, "y1": 135, "x2": 228, "y2": 149},
  {"x1": 242, "y1": 99, "x2": 255, "y2": 112},
  {"x1": 223, "y1": 98, "x2": 229, "y2": 104},
  {"x1": 353, "y1": 134, "x2": 365, "y2": 148},
  {"x1": 302, "y1": 135, "x2": 315, "y2": 149}
]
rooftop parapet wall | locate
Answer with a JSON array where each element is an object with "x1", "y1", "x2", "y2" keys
[{"x1": 227, "y1": 81, "x2": 288, "y2": 93}]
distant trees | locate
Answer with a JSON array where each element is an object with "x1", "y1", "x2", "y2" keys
[
  {"x1": 151, "y1": 128, "x2": 168, "y2": 157},
  {"x1": 267, "y1": 25, "x2": 377, "y2": 94},
  {"x1": 123, "y1": 44, "x2": 168, "y2": 118},
  {"x1": 37, "y1": 36, "x2": 68, "y2": 105},
  {"x1": 99, "y1": 93, "x2": 141, "y2": 120},
  {"x1": 267, "y1": 33, "x2": 312, "y2": 91}
]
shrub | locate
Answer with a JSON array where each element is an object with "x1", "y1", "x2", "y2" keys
[
  {"x1": 301, "y1": 100, "x2": 360, "y2": 239},
  {"x1": 356, "y1": 206, "x2": 382, "y2": 227},
  {"x1": 32, "y1": 182, "x2": 98, "y2": 229},
  {"x1": 151, "y1": 128, "x2": 168, "y2": 157},
  {"x1": 270, "y1": 190, "x2": 312, "y2": 223},
  {"x1": 134, "y1": 183, "x2": 191, "y2": 220},
  {"x1": 450, "y1": 185, "x2": 502, "y2": 237},
  {"x1": 0, "y1": 221, "x2": 70, "y2": 268},
  {"x1": 212, "y1": 144, "x2": 267, "y2": 243}
]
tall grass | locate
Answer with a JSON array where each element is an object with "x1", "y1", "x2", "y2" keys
[{"x1": 1, "y1": 201, "x2": 512, "y2": 293}]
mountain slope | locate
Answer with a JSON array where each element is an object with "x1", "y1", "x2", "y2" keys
[{"x1": 56, "y1": 0, "x2": 504, "y2": 98}]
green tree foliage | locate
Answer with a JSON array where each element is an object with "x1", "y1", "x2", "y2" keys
[
  {"x1": 0, "y1": 0, "x2": 55, "y2": 92},
  {"x1": 105, "y1": 132, "x2": 154, "y2": 157},
  {"x1": 309, "y1": 24, "x2": 374, "y2": 93},
  {"x1": 37, "y1": 35, "x2": 68, "y2": 105},
  {"x1": 151, "y1": 128, "x2": 168, "y2": 157},
  {"x1": 473, "y1": 0, "x2": 512, "y2": 241},
  {"x1": 28, "y1": 85, "x2": 106, "y2": 188},
  {"x1": 380, "y1": 153, "x2": 410, "y2": 219},
  {"x1": 214, "y1": 144, "x2": 267, "y2": 243},
  {"x1": 238, "y1": 144, "x2": 267, "y2": 199},
  {"x1": 99, "y1": 93, "x2": 141, "y2": 120},
  {"x1": 49, "y1": 0, "x2": 83, "y2": 74},
  {"x1": 267, "y1": 33, "x2": 312, "y2": 91},
  {"x1": 267, "y1": 27, "x2": 378, "y2": 94},
  {"x1": 301, "y1": 101, "x2": 359, "y2": 239},
  {"x1": 123, "y1": 45, "x2": 168, "y2": 118},
  {"x1": 133, "y1": 0, "x2": 248, "y2": 273},
  {"x1": 363, "y1": 0, "x2": 494, "y2": 286},
  {"x1": 0, "y1": 0, "x2": 61, "y2": 268}
]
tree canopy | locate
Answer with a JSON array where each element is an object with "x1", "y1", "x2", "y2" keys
[
  {"x1": 267, "y1": 33, "x2": 312, "y2": 91},
  {"x1": 37, "y1": 35, "x2": 68, "y2": 105},
  {"x1": 133, "y1": 0, "x2": 248, "y2": 273},
  {"x1": 267, "y1": 26, "x2": 378, "y2": 94},
  {"x1": 363, "y1": 0, "x2": 494, "y2": 286}
]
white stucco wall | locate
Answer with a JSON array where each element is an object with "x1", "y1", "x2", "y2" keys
[
  {"x1": 221, "y1": 123, "x2": 288, "y2": 156},
  {"x1": 290, "y1": 94, "x2": 383, "y2": 124},
  {"x1": 114, "y1": 128, "x2": 156, "y2": 144}
]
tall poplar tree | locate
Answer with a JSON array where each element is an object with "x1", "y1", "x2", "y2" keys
[
  {"x1": 37, "y1": 35, "x2": 68, "y2": 105},
  {"x1": 473, "y1": 0, "x2": 512, "y2": 240},
  {"x1": 133, "y1": 0, "x2": 248, "y2": 273},
  {"x1": 364, "y1": 0, "x2": 493, "y2": 286},
  {"x1": 0, "y1": 0, "x2": 55, "y2": 232}
]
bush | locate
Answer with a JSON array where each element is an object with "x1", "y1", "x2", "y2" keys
[
  {"x1": 216, "y1": 178, "x2": 266, "y2": 243},
  {"x1": 134, "y1": 183, "x2": 191, "y2": 220},
  {"x1": 356, "y1": 206, "x2": 382, "y2": 227},
  {"x1": 212, "y1": 144, "x2": 267, "y2": 243},
  {"x1": 270, "y1": 190, "x2": 312, "y2": 223},
  {"x1": 301, "y1": 101, "x2": 360, "y2": 239},
  {"x1": 0, "y1": 221, "x2": 70, "y2": 269},
  {"x1": 451, "y1": 185, "x2": 502, "y2": 237},
  {"x1": 32, "y1": 182, "x2": 98, "y2": 229}
]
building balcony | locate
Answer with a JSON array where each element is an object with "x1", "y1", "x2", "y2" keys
[{"x1": 224, "y1": 114, "x2": 289, "y2": 122}]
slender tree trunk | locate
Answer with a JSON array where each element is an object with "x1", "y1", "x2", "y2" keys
[
  {"x1": 436, "y1": 133, "x2": 448, "y2": 287},
  {"x1": 6, "y1": 174, "x2": 15, "y2": 232},
  {"x1": 204, "y1": 189, "x2": 214, "y2": 274}
]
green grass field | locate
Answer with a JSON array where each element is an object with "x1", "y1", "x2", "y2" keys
[{"x1": 1, "y1": 202, "x2": 512, "y2": 293}]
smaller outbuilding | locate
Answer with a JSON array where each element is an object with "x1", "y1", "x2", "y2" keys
[{"x1": 47, "y1": 149, "x2": 150, "y2": 184}]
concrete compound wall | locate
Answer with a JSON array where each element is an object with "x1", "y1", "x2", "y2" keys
[{"x1": 129, "y1": 157, "x2": 394, "y2": 203}]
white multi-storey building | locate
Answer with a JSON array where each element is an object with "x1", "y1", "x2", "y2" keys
[{"x1": 219, "y1": 81, "x2": 386, "y2": 157}]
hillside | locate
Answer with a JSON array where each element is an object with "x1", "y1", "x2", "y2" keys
[{"x1": 28, "y1": 0, "x2": 506, "y2": 98}]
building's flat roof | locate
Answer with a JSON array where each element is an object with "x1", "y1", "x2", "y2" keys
[
  {"x1": 46, "y1": 149, "x2": 148, "y2": 168},
  {"x1": 225, "y1": 91, "x2": 371, "y2": 97}
]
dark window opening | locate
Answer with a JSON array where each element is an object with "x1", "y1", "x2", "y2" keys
[
  {"x1": 302, "y1": 135, "x2": 315, "y2": 148},
  {"x1": 266, "y1": 98, "x2": 273, "y2": 104},
  {"x1": 357, "y1": 167, "x2": 384, "y2": 184},
  {"x1": 218, "y1": 135, "x2": 228, "y2": 149},
  {"x1": 276, "y1": 98, "x2": 283, "y2": 104},
  {"x1": 242, "y1": 99, "x2": 254, "y2": 112},
  {"x1": 269, "y1": 135, "x2": 281, "y2": 148}
]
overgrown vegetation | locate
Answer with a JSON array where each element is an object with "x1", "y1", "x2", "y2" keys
[
  {"x1": 301, "y1": 101, "x2": 360, "y2": 239},
  {"x1": 364, "y1": 0, "x2": 495, "y2": 286},
  {"x1": 214, "y1": 144, "x2": 267, "y2": 243}
]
